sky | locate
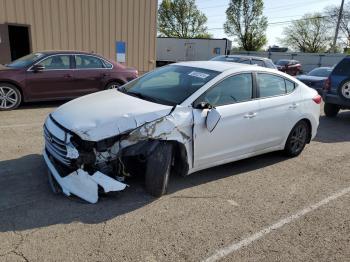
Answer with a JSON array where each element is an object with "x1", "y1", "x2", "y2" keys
[{"x1": 192, "y1": 0, "x2": 340, "y2": 48}]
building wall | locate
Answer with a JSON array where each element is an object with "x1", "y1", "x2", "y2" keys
[{"x1": 0, "y1": 0, "x2": 157, "y2": 74}]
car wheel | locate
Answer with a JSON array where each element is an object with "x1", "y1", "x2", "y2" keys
[
  {"x1": 105, "y1": 81, "x2": 121, "y2": 90},
  {"x1": 324, "y1": 103, "x2": 340, "y2": 118},
  {"x1": 0, "y1": 84, "x2": 22, "y2": 111},
  {"x1": 284, "y1": 121, "x2": 309, "y2": 157},
  {"x1": 339, "y1": 81, "x2": 350, "y2": 100},
  {"x1": 145, "y1": 142, "x2": 173, "y2": 197},
  {"x1": 47, "y1": 170, "x2": 62, "y2": 194}
]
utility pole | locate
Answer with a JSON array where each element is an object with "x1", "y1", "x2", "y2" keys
[{"x1": 332, "y1": 0, "x2": 345, "y2": 53}]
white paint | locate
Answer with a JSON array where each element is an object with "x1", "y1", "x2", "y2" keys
[
  {"x1": 204, "y1": 186, "x2": 350, "y2": 262},
  {"x1": 91, "y1": 171, "x2": 127, "y2": 193}
]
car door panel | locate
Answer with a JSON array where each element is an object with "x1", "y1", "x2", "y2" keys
[
  {"x1": 25, "y1": 55, "x2": 75, "y2": 100},
  {"x1": 193, "y1": 100, "x2": 260, "y2": 168}
]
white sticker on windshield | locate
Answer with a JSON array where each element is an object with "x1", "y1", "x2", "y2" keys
[{"x1": 189, "y1": 71, "x2": 210, "y2": 79}]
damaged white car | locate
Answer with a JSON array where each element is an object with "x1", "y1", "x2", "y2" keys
[{"x1": 43, "y1": 61, "x2": 321, "y2": 203}]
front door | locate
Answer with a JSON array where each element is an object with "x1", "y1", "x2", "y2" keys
[
  {"x1": 25, "y1": 54, "x2": 75, "y2": 100},
  {"x1": 193, "y1": 73, "x2": 260, "y2": 169}
]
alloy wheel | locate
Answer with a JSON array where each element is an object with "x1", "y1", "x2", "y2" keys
[
  {"x1": 0, "y1": 86, "x2": 19, "y2": 109},
  {"x1": 341, "y1": 83, "x2": 350, "y2": 99},
  {"x1": 289, "y1": 124, "x2": 307, "y2": 154}
]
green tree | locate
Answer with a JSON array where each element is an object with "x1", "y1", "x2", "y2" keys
[
  {"x1": 280, "y1": 14, "x2": 333, "y2": 53},
  {"x1": 224, "y1": 0, "x2": 268, "y2": 51},
  {"x1": 158, "y1": 0, "x2": 211, "y2": 38}
]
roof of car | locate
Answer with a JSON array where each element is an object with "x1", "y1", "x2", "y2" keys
[
  {"x1": 35, "y1": 50, "x2": 98, "y2": 55},
  {"x1": 216, "y1": 55, "x2": 271, "y2": 61},
  {"x1": 175, "y1": 61, "x2": 262, "y2": 72}
]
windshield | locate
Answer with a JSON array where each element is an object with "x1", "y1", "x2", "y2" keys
[
  {"x1": 307, "y1": 68, "x2": 332, "y2": 77},
  {"x1": 276, "y1": 60, "x2": 290, "y2": 66},
  {"x1": 7, "y1": 53, "x2": 45, "y2": 68},
  {"x1": 120, "y1": 65, "x2": 220, "y2": 106},
  {"x1": 211, "y1": 56, "x2": 241, "y2": 62}
]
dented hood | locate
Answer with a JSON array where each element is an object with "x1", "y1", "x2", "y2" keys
[{"x1": 51, "y1": 89, "x2": 173, "y2": 141}]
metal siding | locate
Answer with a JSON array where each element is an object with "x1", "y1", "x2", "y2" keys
[{"x1": 0, "y1": 0, "x2": 157, "y2": 73}]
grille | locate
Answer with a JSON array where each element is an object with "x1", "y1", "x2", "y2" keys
[{"x1": 44, "y1": 125, "x2": 71, "y2": 166}]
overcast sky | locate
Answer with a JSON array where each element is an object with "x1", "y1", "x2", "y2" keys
[{"x1": 194, "y1": 0, "x2": 340, "y2": 48}]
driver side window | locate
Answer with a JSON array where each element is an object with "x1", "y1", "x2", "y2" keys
[{"x1": 199, "y1": 73, "x2": 253, "y2": 107}]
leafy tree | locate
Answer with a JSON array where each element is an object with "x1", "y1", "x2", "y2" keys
[
  {"x1": 324, "y1": 2, "x2": 350, "y2": 48},
  {"x1": 279, "y1": 13, "x2": 333, "y2": 53},
  {"x1": 158, "y1": 0, "x2": 211, "y2": 38},
  {"x1": 224, "y1": 0, "x2": 268, "y2": 51}
]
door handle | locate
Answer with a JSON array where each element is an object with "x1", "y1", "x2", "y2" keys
[
  {"x1": 289, "y1": 103, "x2": 298, "y2": 109},
  {"x1": 102, "y1": 73, "x2": 110, "y2": 77},
  {"x1": 244, "y1": 112, "x2": 257, "y2": 119}
]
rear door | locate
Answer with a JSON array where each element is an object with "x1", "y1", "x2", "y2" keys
[
  {"x1": 25, "y1": 54, "x2": 75, "y2": 100},
  {"x1": 254, "y1": 73, "x2": 300, "y2": 150},
  {"x1": 71, "y1": 54, "x2": 111, "y2": 95}
]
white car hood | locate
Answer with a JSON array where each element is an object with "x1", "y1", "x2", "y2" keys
[{"x1": 51, "y1": 89, "x2": 173, "y2": 141}]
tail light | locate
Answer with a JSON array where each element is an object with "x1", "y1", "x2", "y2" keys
[
  {"x1": 324, "y1": 77, "x2": 331, "y2": 91},
  {"x1": 312, "y1": 94, "x2": 322, "y2": 104}
]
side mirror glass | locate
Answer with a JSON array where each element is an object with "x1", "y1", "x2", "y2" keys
[
  {"x1": 206, "y1": 108, "x2": 221, "y2": 132},
  {"x1": 32, "y1": 64, "x2": 45, "y2": 72}
]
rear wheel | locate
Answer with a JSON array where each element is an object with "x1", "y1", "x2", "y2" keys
[
  {"x1": 339, "y1": 81, "x2": 350, "y2": 100},
  {"x1": 324, "y1": 103, "x2": 340, "y2": 118},
  {"x1": 145, "y1": 142, "x2": 173, "y2": 197},
  {"x1": 0, "y1": 84, "x2": 22, "y2": 110},
  {"x1": 284, "y1": 121, "x2": 309, "y2": 157},
  {"x1": 105, "y1": 81, "x2": 121, "y2": 90}
]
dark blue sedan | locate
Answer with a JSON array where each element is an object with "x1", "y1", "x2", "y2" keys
[{"x1": 297, "y1": 67, "x2": 333, "y2": 94}]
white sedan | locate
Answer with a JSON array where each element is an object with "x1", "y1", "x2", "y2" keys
[{"x1": 43, "y1": 61, "x2": 321, "y2": 203}]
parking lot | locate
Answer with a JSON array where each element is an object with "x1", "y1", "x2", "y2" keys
[{"x1": 0, "y1": 102, "x2": 349, "y2": 262}]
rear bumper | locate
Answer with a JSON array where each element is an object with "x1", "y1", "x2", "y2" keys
[{"x1": 323, "y1": 93, "x2": 350, "y2": 108}]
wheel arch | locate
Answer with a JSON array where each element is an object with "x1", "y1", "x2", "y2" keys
[
  {"x1": 0, "y1": 80, "x2": 25, "y2": 102},
  {"x1": 105, "y1": 79, "x2": 125, "y2": 88}
]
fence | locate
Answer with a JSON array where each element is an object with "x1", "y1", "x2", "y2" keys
[{"x1": 231, "y1": 51, "x2": 347, "y2": 73}]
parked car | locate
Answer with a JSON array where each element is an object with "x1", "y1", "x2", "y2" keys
[
  {"x1": 323, "y1": 56, "x2": 350, "y2": 117},
  {"x1": 211, "y1": 55, "x2": 277, "y2": 69},
  {"x1": 0, "y1": 51, "x2": 138, "y2": 110},
  {"x1": 297, "y1": 67, "x2": 333, "y2": 94},
  {"x1": 276, "y1": 59, "x2": 302, "y2": 76},
  {"x1": 43, "y1": 61, "x2": 321, "y2": 203}
]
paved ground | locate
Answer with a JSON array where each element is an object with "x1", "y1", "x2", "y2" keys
[{"x1": 0, "y1": 102, "x2": 349, "y2": 262}]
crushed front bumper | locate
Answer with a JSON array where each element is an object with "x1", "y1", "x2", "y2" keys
[{"x1": 43, "y1": 150, "x2": 127, "y2": 203}]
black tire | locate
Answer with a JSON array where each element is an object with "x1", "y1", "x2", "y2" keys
[
  {"x1": 105, "y1": 81, "x2": 121, "y2": 90},
  {"x1": 324, "y1": 103, "x2": 340, "y2": 118},
  {"x1": 47, "y1": 170, "x2": 62, "y2": 194},
  {"x1": 284, "y1": 121, "x2": 310, "y2": 157},
  {"x1": 145, "y1": 142, "x2": 173, "y2": 197},
  {"x1": 0, "y1": 83, "x2": 22, "y2": 110}
]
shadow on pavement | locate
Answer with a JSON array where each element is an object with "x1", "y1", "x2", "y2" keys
[
  {"x1": 314, "y1": 110, "x2": 350, "y2": 143},
  {"x1": 0, "y1": 151, "x2": 287, "y2": 233}
]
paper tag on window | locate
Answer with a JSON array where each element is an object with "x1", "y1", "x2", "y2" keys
[{"x1": 188, "y1": 71, "x2": 209, "y2": 79}]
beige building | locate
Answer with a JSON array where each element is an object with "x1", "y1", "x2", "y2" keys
[{"x1": 0, "y1": 0, "x2": 158, "y2": 74}]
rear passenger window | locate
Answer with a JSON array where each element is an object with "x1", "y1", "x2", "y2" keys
[
  {"x1": 258, "y1": 74, "x2": 286, "y2": 97},
  {"x1": 75, "y1": 55, "x2": 105, "y2": 69},
  {"x1": 333, "y1": 58, "x2": 350, "y2": 76},
  {"x1": 285, "y1": 79, "x2": 295, "y2": 93}
]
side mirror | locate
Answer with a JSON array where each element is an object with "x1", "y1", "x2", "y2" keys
[
  {"x1": 32, "y1": 64, "x2": 45, "y2": 72},
  {"x1": 195, "y1": 101, "x2": 213, "y2": 109},
  {"x1": 206, "y1": 108, "x2": 221, "y2": 132}
]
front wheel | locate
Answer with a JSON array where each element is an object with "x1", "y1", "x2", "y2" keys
[
  {"x1": 145, "y1": 142, "x2": 173, "y2": 197},
  {"x1": 324, "y1": 103, "x2": 340, "y2": 118},
  {"x1": 284, "y1": 121, "x2": 309, "y2": 157}
]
